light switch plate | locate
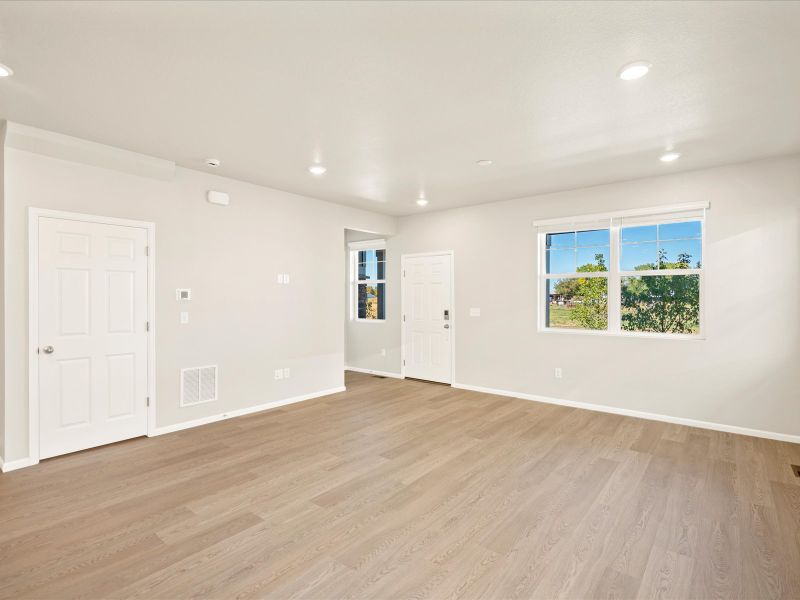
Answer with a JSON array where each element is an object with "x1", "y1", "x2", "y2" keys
[
  {"x1": 274, "y1": 369, "x2": 283, "y2": 380},
  {"x1": 283, "y1": 367, "x2": 290, "y2": 379},
  {"x1": 180, "y1": 311, "x2": 189, "y2": 324},
  {"x1": 469, "y1": 308, "x2": 481, "y2": 317}
]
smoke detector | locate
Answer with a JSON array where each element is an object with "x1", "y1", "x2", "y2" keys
[{"x1": 205, "y1": 158, "x2": 221, "y2": 168}]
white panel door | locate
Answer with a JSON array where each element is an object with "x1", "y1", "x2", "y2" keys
[
  {"x1": 403, "y1": 254, "x2": 452, "y2": 384},
  {"x1": 38, "y1": 217, "x2": 148, "y2": 459}
]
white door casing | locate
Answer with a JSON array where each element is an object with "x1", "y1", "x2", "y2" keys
[
  {"x1": 402, "y1": 252, "x2": 453, "y2": 384},
  {"x1": 33, "y1": 213, "x2": 152, "y2": 460}
]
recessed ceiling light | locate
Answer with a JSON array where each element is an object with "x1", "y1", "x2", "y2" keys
[
  {"x1": 416, "y1": 198, "x2": 429, "y2": 207},
  {"x1": 476, "y1": 159, "x2": 493, "y2": 166},
  {"x1": 618, "y1": 61, "x2": 651, "y2": 81},
  {"x1": 0, "y1": 63, "x2": 13, "y2": 77},
  {"x1": 205, "y1": 158, "x2": 221, "y2": 168},
  {"x1": 660, "y1": 151, "x2": 681, "y2": 162},
  {"x1": 308, "y1": 164, "x2": 327, "y2": 176}
]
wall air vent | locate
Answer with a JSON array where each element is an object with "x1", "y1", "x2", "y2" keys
[{"x1": 180, "y1": 365, "x2": 218, "y2": 407}]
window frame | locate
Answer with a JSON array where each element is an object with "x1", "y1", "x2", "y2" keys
[
  {"x1": 536, "y1": 203, "x2": 707, "y2": 340},
  {"x1": 349, "y1": 240, "x2": 387, "y2": 323}
]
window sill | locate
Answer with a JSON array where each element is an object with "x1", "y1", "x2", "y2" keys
[{"x1": 538, "y1": 327, "x2": 705, "y2": 341}]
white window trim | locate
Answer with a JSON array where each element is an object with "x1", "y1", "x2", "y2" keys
[
  {"x1": 536, "y1": 203, "x2": 708, "y2": 340},
  {"x1": 349, "y1": 240, "x2": 387, "y2": 322}
]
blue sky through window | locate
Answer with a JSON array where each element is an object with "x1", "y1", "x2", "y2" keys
[
  {"x1": 620, "y1": 220, "x2": 702, "y2": 270},
  {"x1": 547, "y1": 221, "x2": 702, "y2": 273},
  {"x1": 357, "y1": 249, "x2": 386, "y2": 280},
  {"x1": 546, "y1": 229, "x2": 609, "y2": 273}
]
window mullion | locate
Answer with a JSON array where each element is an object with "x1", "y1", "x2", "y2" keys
[{"x1": 608, "y1": 222, "x2": 621, "y2": 332}]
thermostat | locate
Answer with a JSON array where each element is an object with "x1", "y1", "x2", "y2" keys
[{"x1": 176, "y1": 289, "x2": 191, "y2": 301}]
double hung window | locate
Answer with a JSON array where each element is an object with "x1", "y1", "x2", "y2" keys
[
  {"x1": 538, "y1": 203, "x2": 706, "y2": 337},
  {"x1": 349, "y1": 240, "x2": 386, "y2": 321}
]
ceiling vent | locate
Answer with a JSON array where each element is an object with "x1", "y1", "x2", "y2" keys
[{"x1": 180, "y1": 365, "x2": 218, "y2": 407}]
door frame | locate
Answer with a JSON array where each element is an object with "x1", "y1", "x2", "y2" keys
[
  {"x1": 400, "y1": 250, "x2": 455, "y2": 383},
  {"x1": 27, "y1": 208, "x2": 156, "y2": 466}
]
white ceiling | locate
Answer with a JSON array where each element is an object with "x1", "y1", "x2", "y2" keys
[{"x1": 1, "y1": 1, "x2": 799, "y2": 215}]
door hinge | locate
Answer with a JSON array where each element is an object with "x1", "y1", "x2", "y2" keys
[
  {"x1": 403, "y1": 270, "x2": 406, "y2": 277},
  {"x1": 145, "y1": 321, "x2": 150, "y2": 332},
  {"x1": 403, "y1": 314, "x2": 406, "y2": 322},
  {"x1": 403, "y1": 360, "x2": 406, "y2": 366},
  {"x1": 146, "y1": 397, "x2": 150, "y2": 407},
  {"x1": 145, "y1": 245, "x2": 150, "y2": 256}
]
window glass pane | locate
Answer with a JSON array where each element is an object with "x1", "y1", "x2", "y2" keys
[
  {"x1": 576, "y1": 229, "x2": 609, "y2": 246},
  {"x1": 545, "y1": 277, "x2": 608, "y2": 330},
  {"x1": 621, "y1": 275, "x2": 700, "y2": 334},
  {"x1": 546, "y1": 249, "x2": 575, "y2": 274},
  {"x1": 621, "y1": 241, "x2": 657, "y2": 271},
  {"x1": 357, "y1": 283, "x2": 385, "y2": 319},
  {"x1": 546, "y1": 227, "x2": 609, "y2": 274},
  {"x1": 356, "y1": 249, "x2": 386, "y2": 281},
  {"x1": 577, "y1": 247, "x2": 609, "y2": 271},
  {"x1": 621, "y1": 225, "x2": 657, "y2": 243},
  {"x1": 659, "y1": 221, "x2": 701, "y2": 240},
  {"x1": 376, "y1": 282, "x2": 385, "y2": 319},
  {"x1": 358, "y1": 260, "x2": 377, "y2": 281},
  {"x1": 546, "y1": 232, "x2": 575, "y2": 248},
  {"x1": 659, "y1": 239, "x2": 702, "y2": 268}
]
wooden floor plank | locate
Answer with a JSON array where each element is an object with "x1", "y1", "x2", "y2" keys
[{"x1": 0, "y1": 371, "x2": 797, "y2": 599}]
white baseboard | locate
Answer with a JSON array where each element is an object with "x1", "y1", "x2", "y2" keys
[
  {"x1": 345, "y1": 366, "x2": 404, "y2": 379},
  {"x1": 452, "y1": 382, "x2": 800, "y2": 444},
  {"x1": 150, "y1": 386, "x2": 346, "y2": 436},
  {"x1": 0, "y1": 455, "x2": 39, "y2": 473}
]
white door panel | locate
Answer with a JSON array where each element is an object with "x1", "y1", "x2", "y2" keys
[
  {"x1": 38, "y1": 217, "x2": 148, "y2": 459},
  {"x1": 403, "y1": 254, "x2": 452, "y2": 384}
]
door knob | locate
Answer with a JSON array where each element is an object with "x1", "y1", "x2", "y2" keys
[
  {"x1": 444, "y1": 324, "x2": 450, "y2": 329},
  {"x1": 41, "y1": 346, "x2": 55, "y2": 354}
]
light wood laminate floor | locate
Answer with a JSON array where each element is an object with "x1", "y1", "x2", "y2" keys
[{"x1": 1, "y1": 372, "x2": 799, "y2": 599}]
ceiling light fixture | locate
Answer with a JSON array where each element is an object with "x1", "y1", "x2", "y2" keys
[
  {"x1": 416, "y1": 198, "x2": 429, "y2": 207},
  {"x1": 0, "y1": 63, "x2": 13, "y2": 77},
  {"x1": 308, "y1": 164, "x2": 327, "y2": 176},
  {"x1": 660, "y1": 151, "x2": 681, "y2": 162},
  {"x1": 476, "y1": 159, "x2": 493, "y2": 166},
  {"x1": 618, "y1": 61, "x2": 651, "y2": 81},
  {"x1": 205, "y1": 158, "x2": 221, "y2": 168}
]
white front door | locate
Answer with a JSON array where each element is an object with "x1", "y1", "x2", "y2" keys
[
  {"x1": 403, "y1": 253, "x2": 453, "y2": 384},
  {"x1": 37, "y1": 216, "x2": 149, "y2": 459}
]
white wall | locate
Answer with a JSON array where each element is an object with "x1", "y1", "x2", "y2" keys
[
  {"x1": 0, "y1": 122, "x2": 6, "y2": 462},
  {"x1": 2, "y1": 125, "x2": 396, "y2": 462},
  {"x1": 347, "y1": 155, "x2": 800, "y2": 438}
]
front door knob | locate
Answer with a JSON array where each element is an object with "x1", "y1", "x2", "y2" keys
[{"x1": 41, "y1": 346, "x2": 55, "y2": 354}]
